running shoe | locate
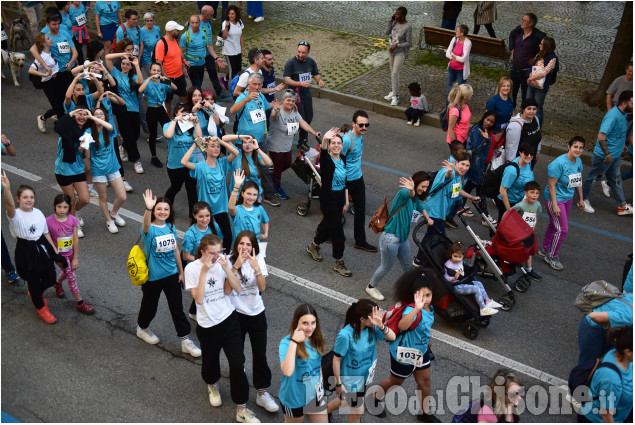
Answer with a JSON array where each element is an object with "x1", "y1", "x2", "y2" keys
[
  {"x1": 457, "y1": 207, "x2": 474, "y2": 217},
  {"x1": 89, "y1": 186, "x2": 98, "y2": 199},
  {"x1": 582, "y1": 199, "x2": 595, "y2": 214},
  {"x1": 414, "y1": 118, "x2": 421, "y2": 127},
  {"x1": 123, "y1": 181, "x2": 133, "y2": 192},
  {"x1": 77, "y1": 301, "x2": 95, "y2": 315},
  {"x1": 119, "y1": 146, "x2": 129, "y2": 162},
  {"x1": 445, "y1": 217, "x2": 458, "y2": 229},
  {"x1": 480, "y1": 307, "x2": 499, "y2": 316},
  {"x1": 54, "y1": 282, "x2": 65, "y2": 298},
  {"x1": 136, "y1": 326, "x2": 160, "y2": 344},
  {"x1": 354, "y1": 241, "x2": 378, "y2": 252},
  {"x1": 523, "y1": 268, "x2": 543, "y2": 282},
  {"x1": 134, "y1": 161, "x2": 144, "y2": 174},
  {"x1": 110, "y1": 212, "x2": 126, "y2": 226},
  {"x1": 6, "y1": 269, "x2": 19, "y2": 284},
  {"x1": 601, "y1": 180, "x2": 611, "y2": 198},
  {"x1": 383, "y1": 92, "x2": 394, "y2": 101},
  {"x1": 253, "y1": 16, "x2": 264, "y2": 22},
  {"x1": 236, "y1": 408, "x2": 260, "y2": 423},
  {"x1": 274, "y1": 187, "x2": 289, "y2": 200},
  {"x1": 545, "y1": 255, "x2": 564, "y2": 271},
  {"x1": 256, "y1": 391, "x2": 279, "y2": 412},
  {"x1": 37, "y1": 306, "x2": 57, "y2": 324},
  {"x1": 181, "y1": 338, "x2": 202, "y2": 357},
  {"x1": 106, "y1": 221, "x2": 119, "y2": 234},
  {"x1": 407, "y1": 120, "x2": 413, "y2": 125},
  {"x1": 617, "y1": 204, "x2": 634, "y2": 216},
  {"x1": 537, "y1": 248, "x2": 548, "y2": 257},
  {"x1": 75, "y1": 211, "x2": 84, "y2": 227},
  {"x1": 262, "y1": 195, "x2": 280, "y2": 207},
  {"x1": 365, "y1": 286, "x2": 385, "y2": 301},
  {"x1": 390, "y1": 96, "x2": 399, "y2": 106},
  {"x1": 208, "y1": 383, "x2": 222, "y2": 407},
  {"x1": 37, "y1": 115, "x2": 46, "y2": 133},
  {"x1": 485, "y1": 299, "x2": 503, "y2": 309},
  {"x1": 151, "y1": 157, "x2": 164, "y2": 168}
]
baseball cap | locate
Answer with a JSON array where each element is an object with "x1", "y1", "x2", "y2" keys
[{"x1": 165, "y1": 21, "x2": 184, "y2": 31}]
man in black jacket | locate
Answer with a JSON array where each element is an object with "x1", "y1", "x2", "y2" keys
[{"x1": 508, "y1": 13, "x2": 546, "y2": 109}]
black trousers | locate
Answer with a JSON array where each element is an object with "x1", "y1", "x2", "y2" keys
[
  {"x1": 204, "y1": 55, "x2": 224, "y2": 96},
  {"x1": 461, "y1": 180, "x2": 489, "y2": 215},
  {"x1": 137, "y1": 273, "x2": 191, "y2": 337},
  {"x1": 297, "y1": 97, "x2": 314, "y2": 143},
  {"x1": 225, "y1": 54, "x2": 242, "y2": 80},
  {"x1": 1, "y1": 232, "x2": 14, "y2": 272},
  {"x1": 165, "y1": 167, "x2": 198, "y2": 217},
  {"x1": 473, "y1": 23, "x2": 496, "y2": 38},
  {"x1": 146, "y1": 106, "x2": 170, "y2": 156},
  {"x1": 112, "y1": 135, "x2": 125, "y2": 177},
  {"x1": 188, "y1": 64, "x2": 206, "y2": 90},
  {"x1": 494, "y1": 196, "x2": 520, "y2": 224},
  {"x1": 41, "y1": 76, "x2": 67, "y2": 120},
  {"x1": 509, "y1": 68, "x2": 529, "y2": 110},
  {"x1": 237, "y1": 310, "x2": 272, "y2": 390},
  {"x1": 314, "y1": 190, "x2": 346, "y2": 260},
  {"x1": 196, "y1": 312, "x2": 249, "y2": 405},
  {"x1": 116, "y1": 110, "x2": 141, "y2": 162},
  {"x1": 214, "y1": 212, "x2": 233, "y2": 253},
  {"x1": 347, "y1": 177, "x2": 368, "y2": 244}
]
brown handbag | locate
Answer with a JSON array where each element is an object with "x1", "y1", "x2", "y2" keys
[{"x1": 369, "y1": 196, "x2": 408, "y2": 234}]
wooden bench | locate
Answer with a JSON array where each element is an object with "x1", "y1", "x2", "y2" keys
[{"x1": 418, "y1": 25, "x2": 510, "y2": 69}]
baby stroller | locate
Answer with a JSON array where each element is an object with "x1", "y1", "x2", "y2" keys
[
  {"x1": 460, "y1": 204, "x2": 537, "y2": 310},
  {"x1": 292, "y1": 144, "x2": 322, "y2": 217},
  {"x1": 412, "y1": 222, "x2": 492, "y2": 340}
]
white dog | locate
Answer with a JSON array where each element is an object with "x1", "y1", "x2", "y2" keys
[{"x1": 1, "y1": 50, "x2": 26, "y2": 86}]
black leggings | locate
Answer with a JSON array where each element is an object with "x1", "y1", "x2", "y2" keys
[
  {"x1": 314, "y1": 191, "x2": 346, "y2": 260},
  {"x1": 238, "y1": 311, "x2": 272, "y2": 390},
  {"x1": 41, "y1": 76, "x2": 66, "y2": 120},
  {"x1": 473, "y1": 23, "x2": 496, "y2": 38},
  {"x1": 146, "y1": 106, "x2": 170, "y2": 157},
  {"x1": 213, "y1": 212, "x2": 233, "y2": 253},
  {"x1": 137, "y1": 273, "x2": 191, "y2": 337},
  {"x1": 116, "y1": 111, "x2": 141, "y2": 162},
  {"x1": 225, "y1": 54, "x2": 242, "y2": 80},
  {"x1": 165, "y1": 167, "x2": 198, "y2": 217}
]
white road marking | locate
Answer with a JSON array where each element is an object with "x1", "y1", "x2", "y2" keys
[{"x1": 6, "y1": 166, "x2": 567, "y2": 387}]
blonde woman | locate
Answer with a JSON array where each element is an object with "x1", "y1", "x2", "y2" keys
[{"x1": 446, "y1": 83, "x2": 473, "y2": 146}]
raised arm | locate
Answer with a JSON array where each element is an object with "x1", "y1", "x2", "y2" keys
[
  {"x1": 180, "y1": 143, "x2": 198, "y2": 171},
  {"x1": 1, "y1": 171, "x2": 16, "y2": 219},
  {"x1": 141, "y1": 189, "x2": 157, "y2": 233},
  {"x1": 228, "y1": 169, "x2": 245, "y2": 217}
]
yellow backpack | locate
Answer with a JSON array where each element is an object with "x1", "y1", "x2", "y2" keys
[{"x1": 127, "y1": 235, "x2": 148, "y2": 286}]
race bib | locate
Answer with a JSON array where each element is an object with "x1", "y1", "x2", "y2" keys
[
  {"x1": 366, "y1": 359, "x2": 377, "y2": 384},
  {"x1": 567, "y1": 173, "x2": 582, "y2": 188},
  {"x1": 522, "y1": 212, "x2": 537, "y2": 228},
  {"x1": 411, "y1": 210, "x2": 422, "y2": 223},
  {"x1": 155, "y1": 233, "x2": 176, "y2": 253},
  {"x1": 451, "y1": 182, "x2": 461, "y2": 198},
  {"x1": 249, "y1": 108, "x2": 265, "y2": 124},
  {"x1": 57, "y1": 41, "x2": 71, "y2": 54},
  {"x1": 1, "y1": 30, "x2": 7, "y2": 41},
  {"x1": 266, "y1": 81, "x2": 275, "y2": 89},
  {"x1": 286, "y1": 122, "x2": 299, "y2": 136},
  {"x1": 396, "y1": 346, "x2": 424, "y2": 367},
  {"x1": 298, "y1": 72, "x2": 311, "y2": 82},
  {"x1": 315, "y1": 375, "x2": 324, "y2": 400},
  {"x1": 133, "y1": 44, "x2": 140, "y2": 57},
  {"x1": 75, "y1": 13, "x2": 87, "y2": 26},
  {"x1": 57, "y1": 235, "x2": 73, "y2": 253}
]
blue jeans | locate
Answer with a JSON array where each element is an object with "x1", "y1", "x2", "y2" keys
[
  {"x1": 577, "y1": 316, "x2": 612, "y2": 365},
  {"x1": 526, "y1": 86, "x2": 547, "y2": 127},
  {"x1": 441, "y1": 18, "x2": 457, "y2": 30},
  {"x1": 369, "y1": 232, "x2": 412, "y2": 288},
  {"x1": 247, "y1": 1, "x2": 263, "y2": 18},
  {"x1": 622, "y1": 150, "x2": 632, "y2": 181},
  {"x1": 582, "y1": 153, "x2": 626, "y2": 206},
  {"x1": 447, "y1": 67, "x2": 465, "y2": 97}
]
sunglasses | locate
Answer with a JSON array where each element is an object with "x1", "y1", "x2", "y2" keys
[
  {"x1": 521, "y1": 151, "x2": 535, "y2": 157},
  {"x1": 298, "y1": 41, "x2": 311, "y2": 49},
  {"x1": 356, "y1": 122, "x2": 370, "y2": 128}
]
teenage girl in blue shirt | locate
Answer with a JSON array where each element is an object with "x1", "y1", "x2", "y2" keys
[{"x1": 228, "y1": 170, "x2": 270, "y2": 246}]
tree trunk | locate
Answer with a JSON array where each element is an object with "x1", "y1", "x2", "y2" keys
[{"x1": 583, "y1": 1, "x2": 633, "y2": 108}]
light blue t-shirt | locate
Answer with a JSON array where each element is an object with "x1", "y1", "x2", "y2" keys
[
  {"x1": 545, "y1": 153, "x2": 583, "y2": 202},
  {"x1": 498, "y1": 158, "x2": 534, "y2": 205},
  {"x1": 68, "y1": 4, "x2": 87, "y2": 30},
  {"x1": 182, "y1": 223, "x2": 223, "y2": 257},
  {"x1": 342, "y1": 131, "x2": 363, "y2": 181},
  {"x1": 422, "y1": 168, "x2": 462, "y2": 220},
  {"x1": 332, "y1": 157, "x2": 346, "y2": 191},
  {"x1": 199, "y1": 20, "x2": 214, "y2": 56},
  {"x1": 624, "y1": 265, "x2": 633, "y2": 293},
  {"x1": 196, "y1": 110, "x2": 211, "y2": 137},
  {"x1": 384, "y1": 188, "x2": 424, "y2": 242},
  {"x1": 191, "y1": 159, "x2": 232, "y2": 215},
  {"x1": 231, "y1": 152, "x2": 264, "y2": 195},
  {"x1": 585, "y1": 293, "x2": 633, "y2": 329},
  {"x1": 94, "y1": 1, "x2": 121, "y2": 26},
  {"x1": 583, "y1": 349, "x2": 633, "y2": 423},
  {"x1": 140, "y1": 26, "x2": 162, "y2": 65},
  {"x1": 111, "y1": 67, "x2": 139, "y2": 112},
  {"x1": 55, "y1": 136, "x2": 85, "y2": 176},
  {"x1": 279, "y1": 335, "x2": 322, "y2": 409},
  {"x1": 334, "y1": 325, "x2": 385, "y2": 392},
  {"x1": 163, "y1": 122, "x2": 195, "y2": 169},
  {"x1": 59, "y1": 11, "x2": 73, "y2": 34},
  {"x1": 231, "y1": 205, "x2": 269, "y2": 243},
  {"x1": 389, "y1": 306, "x2": 435, "y2": 365},
  {"x1": 46, "y1": 30, "x2": 75, "y2": 69},
  {"x1": 143, "y1": 79, "x2": 171, "y2": 107},
  {"x1": 235, "y1": 92, "x2": 270, "y2": 144},
  {"x1": 179, "y1": 29, "x2": 209, "y2": 67},
  {"x1": 142, "y1": 223, "x2": 178, "y2": 281},
  {"x1": 594, "y1": 106, "x2": 628, "y2": 159},
  {"x1": 115, "y1": 23, "x2": 140, "y2": 51},
  {"x1": 87, "y1": 128, "x2": 119, "y2": 177}
]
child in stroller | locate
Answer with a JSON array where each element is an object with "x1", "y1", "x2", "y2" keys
[{"x1": 444, "y1": 241, "x2": 503, "y2": 316}]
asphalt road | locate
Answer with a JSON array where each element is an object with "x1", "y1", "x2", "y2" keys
[{"x1": 1, "y1": 78, "x2": 632, "y2": 423}]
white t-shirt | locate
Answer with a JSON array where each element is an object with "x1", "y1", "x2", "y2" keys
[
  {"x1": 221, "y1": 20, "x2": 244, "y2": 56},
  {"x1": 184, "y1": 258, "x2": 235, "y2": 328},
  {"x1": 9, "y1": 208, "x2": 48, "y2": 240},
  {"x1": 31, "y1": 51, "x2": 60, "y2": 82},
  {"x1": 236, "y1": 68, "x2": 262, "y2": 89},
  {"x1": 228, "y1": 254, "x2": 267, "y2": 316}
]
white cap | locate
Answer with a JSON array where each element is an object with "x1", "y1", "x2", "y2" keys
[{"x1": 165, "y1": 21, "x2": 184, "y2": 31}]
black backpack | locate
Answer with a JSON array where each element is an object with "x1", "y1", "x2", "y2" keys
[
  {"x1": 482, "y1": 162, "x2": 520, "y2": 199},
  {"x1": 150, "y1": 37, "x2": 169, "y2": 64},
  {"x1": 29, "y1": 62, "x2": 43, "y2": 89},
  {"x1": 568, "y1": 358, "x2": 621, "y2": 404},
  {"x1": 439, "y1": 105, "x2": 462, "y2": 132},
  {"x1": 321, "y1": 350, "x2": 336, "y2": 395}
]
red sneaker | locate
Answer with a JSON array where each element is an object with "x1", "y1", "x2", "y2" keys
[
  {"x1": 77, "y1": 301, "x2": 95, "y2": 315},
  {"x1": 37, "y1": 306, "x2": 57, "y2": 324},
  {"x1": 54, "y1": 283, "x2": 65, "y2": 298}
]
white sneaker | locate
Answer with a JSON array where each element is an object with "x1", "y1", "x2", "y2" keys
[
  {"x1": 181, "y1": 337, "x2": 202, "y2": 357},
  {"x1": 365, "y1": 286, "x2": 385, "y2": 301},
  {"x1": 482, "y1": 214, "x2": 498, "y2": 226},
  {"x1": 390, "y1": 96, "x2": 399, "y2": 106},
  {"x1": 486, "y1": 300, "x2": 503, "y2": 309},
  {"x1": 407, "y1": 120, "x2": 413, "y2": 125},
  {"x1": 106, "y1": 221, "x2": 119, "y2": 234},
  {"x1": 37, "y1": 115, "x2": 46, "y2": 133},
  {"x1": 134, "y1": 161, "x2": 144, "y2": 174},
  {"x1": 253, "y1": 16, "x2": 264, "y2": 22},
  {"x1": 601, "y1": 180, "x2": 611, "y2": 198},
  {"x1": 383, "y1": 92, "x2": 394, "y2": 101},
  {"x1": 617, "y1": 204, "x2": 634, "y2": 216},
  {"x1": 236, "y1": 408, "x2": 260, "y2": 423},
  {"x1": 137, "y1": 325, "x2": 160, "y2": 344},
  {"x1": 480, "y1": 307, "x2": 499, "y2": 316},
  {"x1": 123, "y1": 180, "x2": 133, "y2": 192},
  {"x1": 414, "y1": 118, "x2": 420, "y2": 127},
  {"x1": 77, "y1": 226, "x2": 85, "y2": 238},
  {"x1": 119, "y1": 146, "x2": 129, "y2": 162},
  {"x1": 89, "y1": 186, "x2": 98, "y2": 199},
  {"x1": 582, "y1": 199, "x2": 595, "y2": 214},
  {"x1": 256, "y1": 391, "x2": 280, "y2": 412},
  {"x1": 188, "y1": 313, "x2": 197, "y2": 322},
  {"x1": 75, "y1": 211, "x2": 84, "y2": 227},
  {"x1": 110, "y1": 212, "x2": 126, "y2": 226},
  {"x1": 208, "y1": 383, "x2": 222, "y2": 407}
]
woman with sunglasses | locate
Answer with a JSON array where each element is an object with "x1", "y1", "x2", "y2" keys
[
  {"x1": 495, "y1": 141, "x2": 536, "y2": 223},
  {"x1": 139, "y1": 12, "x2": 161, "y2": 76},
  {"x1": 268, "y1": 89, "x2": 321, "y2": 200}
]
